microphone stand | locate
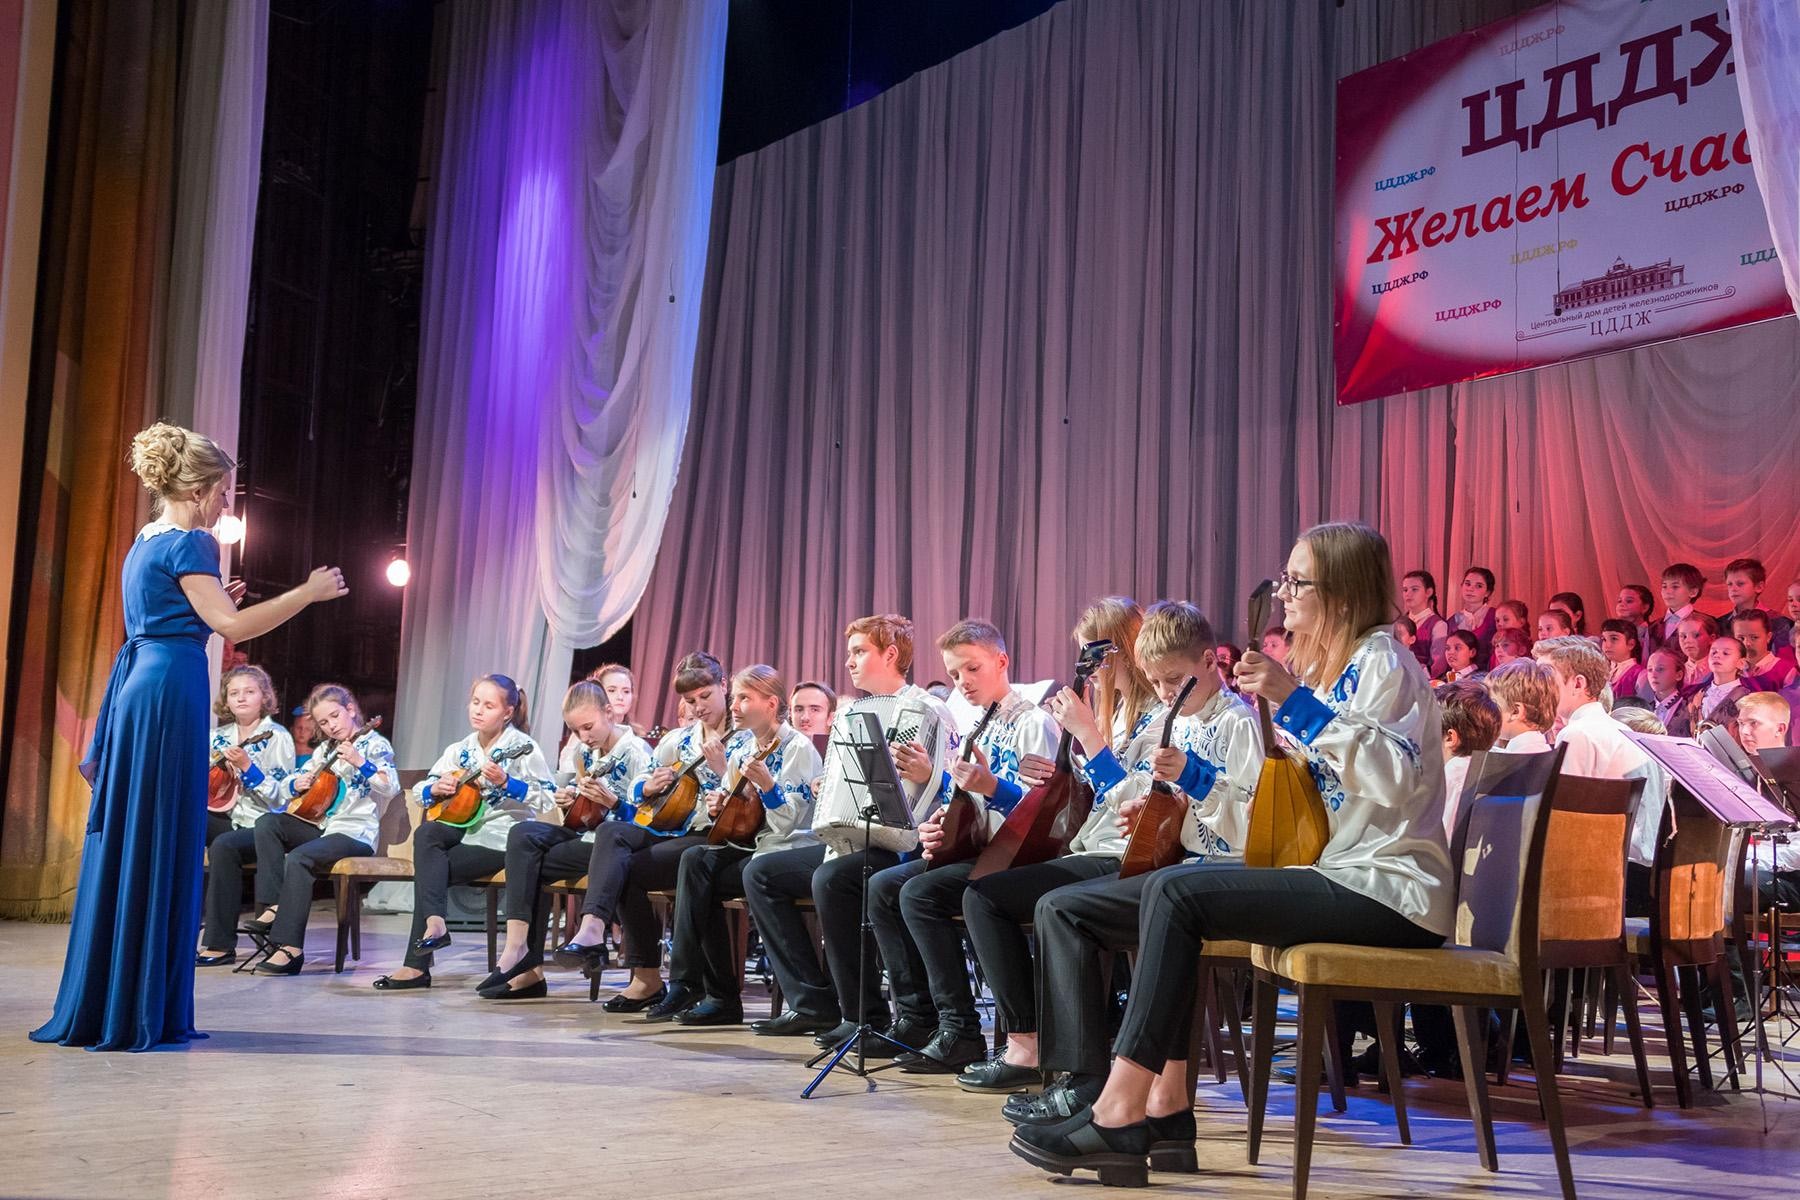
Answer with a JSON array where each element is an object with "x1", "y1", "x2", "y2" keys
[{"x1": 801, "y1": 800, "x2": 919, "y2": 1098}]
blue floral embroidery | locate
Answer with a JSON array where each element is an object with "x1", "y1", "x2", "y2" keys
[
  {"x1": 1306, "y1": 758, "x2": 1348, "y2": 812},
  {"x1": 1329, "y1": 662, "x2": 1361, "y2": 706}
]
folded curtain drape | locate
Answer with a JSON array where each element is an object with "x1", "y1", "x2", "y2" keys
[{"x1": 393, "y1": 0, "x2": 727, "y2": 764}]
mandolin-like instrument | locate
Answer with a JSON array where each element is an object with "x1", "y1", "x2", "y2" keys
[
  {"x1": 707, "y1": 731, "x2": 783, "y2": 848},
  {"x1": 635, "y1": 725, "x2": 733, "y2": 832},
  {"x1": 926, "y1": 700, "x2": 1003, "y2": 869},
  {"x1": 1118, "y1": 676, "x2": 1197, "y2": 878},
  {"x1": 423, "y1": 739, "x2": 534, "y2": 828},
  {"x1": 563, "y1": 739, "x2": 629, "y2": 834},
  {"x1": 1241, "y1": 579, "x2": 1328, "y2": 868},
  {"x1": 289, "y1": 718, "x2": 383, "y2": 824},
  {"x1": 208, "y1": 729, "x2": 274, "y2": 813},
  {"x1": 970, "y1": 640, "x2": 1115, "y2": 880}
]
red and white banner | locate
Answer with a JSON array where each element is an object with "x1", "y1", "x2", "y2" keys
[{"x1": 1334, "y1": 0, "x2": 1791, "y2": 406}]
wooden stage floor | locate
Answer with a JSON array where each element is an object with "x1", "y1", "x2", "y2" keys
[{"x1": 4, "y1": 911, "x2": 1798, "y2": 1199}]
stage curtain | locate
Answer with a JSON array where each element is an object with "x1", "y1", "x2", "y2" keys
[
  {"x1": 1728, "y1": 0, "x2": 1800, "y2": 312},
  {"x1": 1, "y1": 0, "x2": 179, "y2": 919},
  {"x1": 630, "y1": 0, "x2": 1800, "y2": 716},
  {"x1": 159, "y1": 0, "x2": 268, "y2": 693},
  {"x1": 393, "y1": 0, "x2": 726, "y2": 764}
]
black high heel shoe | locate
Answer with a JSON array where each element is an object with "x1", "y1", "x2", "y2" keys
[
  {"x1": 240, "y1": 913, "x2": 276, "y2": 935},
  {"x1": 551, "y1": 939, "x2": 607, "y2": 972},
  {"x1": 412, "y1": 931, "x2": 452, "y2": 955},
  {"x1": 255, "y1": 951, "x2": 304, "y2": 976}
]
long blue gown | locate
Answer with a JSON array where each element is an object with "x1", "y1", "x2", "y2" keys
[{"x1": 30, "y1": 522, "x2": 220, "y2": 1051}]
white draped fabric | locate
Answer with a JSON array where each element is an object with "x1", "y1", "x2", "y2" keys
[
  {"x1": 1729, "y1": 0, "x2": 1800, "y2": 311},
  {"x1": 629, "y1": 0, "x2": 1800, "y2": 714},
  {"x1": 395, "y1": 0, "x2": 726, "y2": 764}
]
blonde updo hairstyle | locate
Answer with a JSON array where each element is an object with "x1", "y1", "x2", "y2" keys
[{"x1": 130, "y1": 421, "x2": 234, "y2": 509}]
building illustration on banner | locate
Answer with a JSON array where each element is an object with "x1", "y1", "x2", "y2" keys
[{"x1": 1553, "y1": 257, "x2": 1686, "y2": 312}]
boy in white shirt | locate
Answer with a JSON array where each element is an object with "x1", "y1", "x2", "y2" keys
[{"x1": 1535, "y1": 636, "x2": 1670, "y2": 918}]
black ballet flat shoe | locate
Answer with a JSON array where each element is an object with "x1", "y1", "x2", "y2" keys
[
  {"x1": 411, "y1": 932, "x2": 452, "y2": 955},
  {"x1": 675, "y1": 998, "x2": 744, "y2": 1027},
  {"x1": 958, "y1": 1050, "x2": 1042, "y2": 1095},
  {"x1": 239, "y1": 916, "x2": 274, "y2": 935},
  {"x1": 480, "y1": 977, "x2": 548, "y2": 1001},
  {"x1": 751, "y1": 1010, "x2": 841, "y2": 1038},
  {"x1": 254, "y1": 953, "x2": 304, "y2": 976},
  {"x1": 1009, "y1": 1108, "x2": 1151, "y2": 1188},
  {"x1": 476, "y1": 959, "x2": 543, "y2": 998},
  {"x1": 602, "y1": 984, "x2": 667, "y2": 1014},
  {"x1": 642, "y1": 984, "x2": 702, "y2": 1023},
  {"x1": 372, "y1": 972, "x2": 432, "y2": 991},
  {"x1": 1145, "y1": 1109, "x2": 1199, "y2": 1174},
  {"x1": 195, "y1": 950, "x2": 238, "y2": 967},
  {"x1": 552, "y1": 939, "x2": 607, "y2": 972}
]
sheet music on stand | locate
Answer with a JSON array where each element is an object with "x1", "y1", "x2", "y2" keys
[
  {"x1": 837, "y1": 711, "x2": 919, "y2": 830},
  {"x1": 1627, "y1": 732, "x2": 1798, "y2": 830}
]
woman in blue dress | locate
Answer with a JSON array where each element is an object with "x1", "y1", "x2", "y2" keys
[{"x1": 30, "y1": 422, "x2": 347, "y2": 1051}]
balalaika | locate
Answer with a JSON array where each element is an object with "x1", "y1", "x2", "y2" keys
[{"x1": 813, "y1": 690, "x2": 945, "y2": 854}]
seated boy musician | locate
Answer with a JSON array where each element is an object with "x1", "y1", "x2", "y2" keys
[
  {"x1": 1001, "y1": 600, "x2": 1261, "y2": 1126},
  {"x1": 741, "y1": 615, "x2": 956, "y2": 1048},
  {"x1": 866, "y1": 620, "x2": 1059, "y2": 1072}
]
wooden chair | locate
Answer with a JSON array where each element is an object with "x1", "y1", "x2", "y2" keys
[
  {"x1": 1249, "y1": 748, "x2": 1644, "y2": 1200},
  {"x1": 1614, "y1": 788, "x2": 1744, "y2": 1107}
]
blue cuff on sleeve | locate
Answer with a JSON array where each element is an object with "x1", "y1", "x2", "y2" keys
[
  {"x1": 242, "y1": 765, "x2": 265, "y2": 788},
  {"x1": 1080, "y1": 747, "x2": 1128, "y2": 797},
  {"x1": 987, "y1": 776, "x2": 1022, "y2": 816},
  {"x1": 358, "y1": 760, "x2": 378, "y2": 781},
  {"x1": 1175, "y1": 750, "x2": 1219, "y2": 802},
  {"x1": 505, "y1": 773, "x2": 527, "y2": 798},
  {"x1": 1274, "y1": 686, "x2": 1334, "y2": 745},
  {"x1": 760, "y1": 786, "x2": 785, "y2": 811}
]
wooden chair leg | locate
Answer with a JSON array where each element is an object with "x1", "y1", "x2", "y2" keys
[
  {"x1": 1200, "y1": 967, "x2": 1226, "y2": 1084},
  {"x1": 486, "y1": 888, "x2": 500, "y2": 973},
  {"x1": 1321, "y1": 1000, "x2": 1348, "y2": 1113},
  {"x1": 1293, "y1": 985, "x2": 1327, "y2": 1200},
  {"x1": 1248, "y1": 976, "x2": 1278, "y2": 1166},
  {"x1": 1495, "y1": 1010, "x2": 1516, "y2": 1086},
  {"x1": 1187, "y1": 966, "x2": 1216, "y2": 1096},
  {"x1": 350, "y1": 884, "x2": 363, "y2": 961},
  {"x1": 334, "y1": 877, "x2": 352, "y2": 973},
  {"x1": 1219, "y1": 968, "x2": 1251, "y2": 1101},
  {"x1": 1651, "y1": 955, "x2": 1693, "y2": 1109},
  {"x1": 730, "y1": 906, "x2": 750, "y2": 998},
  {"x1": 1613, "y1": 964, "x2": 1655, "y2": 1109},
  {"x1": 1550, "y1": 970, "x2": 1569, "y2": 1072},
  {"x1": 1583, "y1": 966, "x2": 1601, "y2": 1041},
  {"x1": 1600, "y1": 967, "x2": 1618, "y2": 1056},
  {"x1": 1371, "y1": 1001, "x2": 1411, "y2": 1145},
  {"x1": 1451, "y1": 1005, "x2": 1497, "y2": 1171},
  {"x1": 1678, "y1": 964, "x2": 1714, "y2": 1091},
  {"x1": 1520, "y1": 979, "x2": 1578, "y2": 1200}
]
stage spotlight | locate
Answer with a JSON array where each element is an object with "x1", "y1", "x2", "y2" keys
[
  {"x1": 215, "y1": 513, "x2": 246, "y2": 546},
  {"x1": 386, "y1": 557, "x2": 412, "y2": 588}
]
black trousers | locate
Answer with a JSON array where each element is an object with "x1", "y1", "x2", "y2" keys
[
  {"x1": 502, "y1": 820, "x2": 590, "y2": 967},
  {"x1": 1035, "y1": 870, "x2": 1155, "y2": 1077},
  {"x1": 962, "y1": 853, "x2": 1121, "y2": 1035},
  {"x1": 669, "y1": 844, "x2": 752, "y2": 1000},
  {"x1": 578, "y1": 822, "x2": 706, "y2": 968},
  {"x1": 1113, "y1": 865, "x2": 1443, "y2": 1075},
  {"x1": 744, "y1": 844, "x2": 835, "y2": 1020},
  {"x1": 201, "y1": 826, "x2": 260, "y2": 950},
  {"x1": 254, "y1": 812, "x2": 372, "y2": 950},
  {"x1": 205, "y1": 811, "x2": 235, "y2": 846},
  {"x1": 407, "y1": 821, "x2": 507, "y2": 970},
  {"x1": 870, "y1": 858, "x2": 979, "y2": 1035}
]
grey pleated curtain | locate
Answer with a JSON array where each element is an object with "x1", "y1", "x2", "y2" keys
[{"x1": 631, "y1": 0, "x2": 1800, "y2": 714}]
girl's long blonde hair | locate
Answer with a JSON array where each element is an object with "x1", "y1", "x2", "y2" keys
[
  {"x1": 1075, "y1": 596, "x2": 1156, "y2": 744},
  {"x1": 1287, "y1": 523, "x2": 1398, "y2": 689}
]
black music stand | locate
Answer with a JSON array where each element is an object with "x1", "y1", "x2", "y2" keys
[
  {"x1": 1632, "y1": 733, "x2": 1799, "y2": 1111},
  {"x1": 802, "y1": 711, "x2": 920, "y2": 1099}
]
